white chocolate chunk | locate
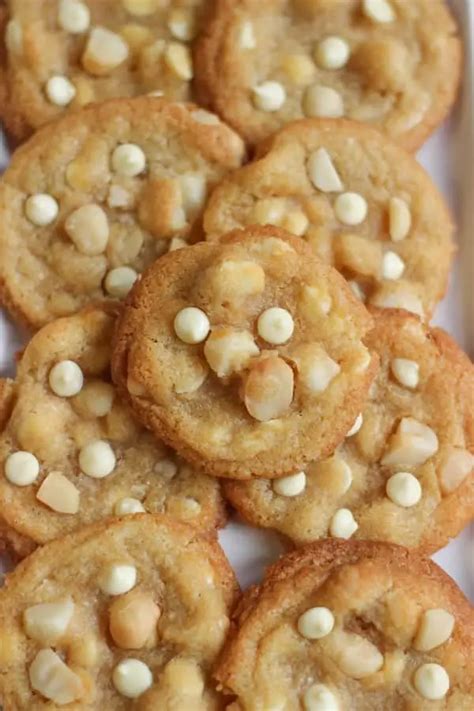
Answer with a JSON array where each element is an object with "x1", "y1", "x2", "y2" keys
[
  {"x1": 414, "y1": 609, "x2": 455, "y2": 652},
  {"x1": 113, "y1": 658, "x2": 153, "y2": 698},
  {"x1": 65, "y1": 204, "x2": 109, "y2": 256},
  {"x1": 303, "y1": 684, "x2": 340, "y2": 711},
  {"x1": 174, "y1": 307, "x2": 210, "y2": 344},
  {"x1": 49, "y1": 360, "x2": 84, "y2": 397},
  {"x1": 244, "y1": 356, "x2": 294, "y2": 422},
  {"x1": 112, "y1": 143, "x2": 146, "y2": 177},
  {"x1": 391, "y1": 358, "x2": 419, "y2": 389},
  {"x1": 29, "y1": 649, "x2": 83, "y2": 704},
  {"x1": 5, "y1": 451, "x2": 40, "y2": 486},
  {"x1": 114, "y1": 497, "x2": 146, "y2": 515},
  {"x1": 257, "y1": 307, "x2": 294, "y2": 345},
  {"x1": 414, "y1": 663, "x2": 450, "y2": 700},
  {"x1": 238, "y1": 20, "x2": 256, "y2": 49},
  {"x1": 370, "y1": 285, "x2": 424, "y2": 317},
  {"x1": 282, "y1": 210, "x2": 309, "y2": 236},
  {"x1": 298, "y1": 607, "x2": 335, "y2": 640},
  {"x1": 329, "y1": 508, "x2": 358, "y2": 539},
  {"x1": 363, "y1": 0, "x2": 396, "y2": 24},
  {"x1": 204, "y1": 327, "x2": 259, "y2": 377},
  {"x1": 334, "y1": 192, "x2": 368, "y2": 225},
  {"x1": 389, "y1": 197, "x2": 411, "y2": 241},
  {"x1": 79, "y1": 440, "x2": 116, "y2": 478},
  {"x1": 25, "y1": 194, "x2": 59, "y2": 226},
  {"x1": 46, "y1": 76, "x2": 76, "y2": 106},
  {"x1": 164, "y1": 42, "x2": 193, "y2": 80},
  {"x1": 167, "y1": 8, "x2": 196, "y2": 41},
  {"x1": 82, "y1": 27, "x2": 129, "y2": 76},
  {"x1": 99, "y1": 564, "x2": 137, "y2": 595},
  {"x1": 333, "y1": 635, "x2": 384, "y2": 678},
  {"x1": 315, "y1": 36, "x2": 350, "y2": 70},
  {"x1": 104, "y1": 266, "x2": 138, "y2": 298},
  {"x1": 58, "y1": 0, "x2": 90, "y2": 34},
  {"x1": 382, "y1": 418, "x2": 438, "y2": 468},
  {"x1": 307, "y1": 148, "x2": 343, "y2": 193},
  {"x1": 24, "y1": 598, "x2": 74, "y2": 645},
  {"x1": 386, "y1": 471, "x2": 422, "y2": 507},
  {"x1": 36, "y1": 472, "x2": 80, "y2": 514},
  {"x1": 5, "y1": 20, "x2": 23, "y2": 54},
  {"x1": 253, "y1": 81, "x2": 286, "y2": 112},
  {"x1": 122, "y1": 0, "x2": 161, "y2": 16},
  {"x1": 190, "y1": 109, "x2": 220, "y2": 125},
  {"x1": 273, "y1": 471, "x2": 306, "y2": 497},
  {"x1": 253, "y1": 197, "x2": 286, "y2": 226},
  {"x1": 296, "y1": 348, "x2": 340, "y2": 394},
  {"x1": 382, "y1": 251, "x2": 405, "y2": 280},
  {"x1": 179, "y1": 173, "x2": 207, "y2": 215},
  {"x1": 438, "y1": 447, "x2": 474, "y2": 494},
  {"x1": 303, "y1": 85, "x2": 344, "y2": 118},
  {"x1": 346, "y1": 413, "x2": 363, "y2": 437}
]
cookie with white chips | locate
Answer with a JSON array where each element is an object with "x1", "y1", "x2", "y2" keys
[
  {"x1": 0, "y1": 514, "x2": 238, "y2": 709},
  {"x1": 0, "y1": 304, "x2": 226, "y2": 557},
  {"x1": 216, "y1": 540, "x2": 474, "y2": 710},
  {"x1": 225, "y1": 309, "x2": 474, "y2": 551}
]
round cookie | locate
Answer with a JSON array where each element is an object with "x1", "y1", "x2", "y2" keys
[
  {"x1": 204, "y1": 119, "x2": 455, "y2": 319},
  {"x1": 0, "y1": 304, "x2": 226, "y2": 553},
  {"x1": 0, "y1": 97, "x2": 245, "y2": 329},
  {"x1": 112, "y1": 226, "x2": 377, "y2": 480},
  {"x1": 0, "y1": 514, "x2": 238, "y2": 709},
  {"x1": 1, "y1": 0, "x2": 209, "y2": 139},
  {"x1": 216, "y1": 539, "x2": 474, "y2": 710},
  {"x1": 224, "y1": 309, "x2": 474, "y2": 551},
  {"x1": 194, "y1": 0, "x2": 462, "y2": 150}
]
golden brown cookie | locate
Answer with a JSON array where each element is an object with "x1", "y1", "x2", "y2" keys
[
  {"x1": 1, "y1": 0, "x2": 209, "y2": 140},
  {"x1": 216, "y1": 539, "x2": 474, "y2": 710},
  {"x1": 0, "y1": 303, "x2": 226, "y2": 554},
  {"x1": 0, "y1": 514, "x2": 238, "y2": 709},
  {"x1": 194, "y1": 0, "x2": 462, "y2": 150},
  {"x1": 225, "y1": 310, "x2": 474, "y2": 552},
  {"x1": 0, "y1": 97, "x2": 245, "y2": 330},
  {"x1": 204, "y1": 119, "x2": 455, "y2": 319},
  {"x1": 112, "y1": 226, "x2": 377, "y2": 480}
]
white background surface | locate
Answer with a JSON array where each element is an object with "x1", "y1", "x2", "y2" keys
[{"x1": 0, "y1": 1, "x2": 472, "y2": 601}]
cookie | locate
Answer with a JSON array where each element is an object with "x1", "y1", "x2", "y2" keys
[
  {"x1": 0, "y1": 303, "x2": 226, "y2": 554},
  {"x1": 216, "y1": 539, "x2": 474, "y2": 710},
  {"x1": 1, "y1": 0, "x2": 209, "y2": 140},
  {"x1": 0, "y1": 97, "x2": 245, "y2": 329},
  {"x1": 0, "y1": 514, "x2": 238, "y2": 709},
  {"x1": 194, "y1": 0, "x2": 462, "y2": 150},
  {"x1": 112, "y1": 225, "x2": 377, "y2": 480},
  {"x1": 204, "y1": 118, "x2": 455, "y2": 319},
  {"x1": 225, "y1": 309, "x2": 474, "y2": 552}
]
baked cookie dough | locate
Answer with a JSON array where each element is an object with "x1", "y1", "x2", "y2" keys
[
  {"x1": 194, "y1": 0, "x2": 462, "y2": 150},
  {"x1": 225, "y1": 309, "x2": 474, "y2": 551},
  {"x1": 216, "y1": 540, "x2": 474, "y2": 710},
  {"x1": 1, "y1": 0, "x2": 209, "y2": 139},
  {"x1": 0, "y1": 304, "x2": 226, "y2": 554},
  {"x1": 0, "y1": 514, "x2": 238, "y2": 710},
  {"x1": 0, "y1": 97, "x2": 245, "y2": 329},
  {"x1": 112, "y1": 226, "x2": 377, "y2": 480},
  {"x1": 204, "y1": 119, "x2": 455, "y2": 319}
]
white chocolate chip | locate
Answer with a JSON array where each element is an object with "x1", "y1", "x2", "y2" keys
[
  {"x1": 29, "y1": 649, "x2": 83, "y2": 705},
  {"x1": 4, "y1": 451, "x2": 40, "y2": 486},
  {"x1": 174, "y1": 307, "x2": 210, "y2": 344},
  {"x1": 329, "y1": 508, "x2": 358, "y2": 539},
  {"x1": 438, "y1": 447, "x2": 474, "y2": 494},
  {"x1": 238, "y1": 20, "x2": 256, "y2": 49},
  {"x1": 65, "y1": 204, "x2": 109, "y2": 256},
  {"x1": 386, "y1": 471, "x2": 422, "y2": 507},
  {"x1": 190, "y1": 109, "x2": 220, "y2": 125},
  {"x1": 252, "y1": 81, "x2": 286, "y2": 112},
  {"x1": 382, "y1": 418, "x2": 438, "y2": 468},
  {"x1": 414, "y1": 609, "x2": 455, "y2": 652},
  {"x1": 45, "y1": 75, "x2": 76, "y2": 106},
  {"x1": 164, "y1": 42, "x2": 193, "y2": 80},
  {"x1": 24, "y1": 598, "x2": 74, "y2": 645},
  {"x1": 79, "y1": 440, "x2": 116, "y2": 478},
  {"x1": 179, "y1": 173, "x2": 207, "y2": 215},
  {"x1": 82, "y1": 27, "x2": 129, "y2": 76},
  {"x1": 36, "y1": 472, "x2": 80, "y2": 514},
  {"x1": 363, "y1": 0, "x2": 395, "y2": 24},
  {"x1": 307, "y1": 148, "x2": 343, "y2": 193},
  {"x1": 49, "y1": 360, "x2": 84, "y2": 397},
  {"x1": 382, "y1": 251, "x2": 405, "y2": 280},
  {"x1": 346, "y1": 413, "x2": 363, "y2": 437},
  {"x1": 112, "y1": 143, "x2": 146, "y2": 177},
  {"x1": 303, "y1": 684, "x2": 340, "y2": 711},
  {"x1": 298, "y1": 607, "x2": 335, "y2": 640},
  {"x1": 273, "y1": 471, "x2": 306, "y2": 497},
  {"x1": 114, "y1": 497, "x2": 146, "y2": 515},
  {"x1": 58, "y1": 0, "x2": 90, "y2": 34},
  {"x1": 414, "y1": 663, "x2": 450, "y2": 700},
  {"x1": 303, "y1": 85, "x2": 344, "y2": 118},
  {"x1": 113, "y1": 658, "x2": 153, "y2": 698},
  {"x1": 109, "y1": 591, "x2": 160, "y2": 649},
  {"x1": 99, "y1": 564, "x2": 137, "y2": 595},
  {"x1": 104, "y1": 267, "x2": 138, "y2": 298},
  {"x1": 25, "y1": 194, "x2": 59, "y2": 226},
  {"x1": 167, "y1": 8, "x2": 196, "y2": 41},
  {"x1": 5, "y1": 20, "x2": 23, "y2": 54},
  {"x1": 244, "y1": 356, "x2": 294, "y2": 422},
  {"x1": 389, "y1": 197, "x2": 411, "y2": 241},
  {"x1": 204, "y1": 327, "x2": 259, "y2": 377},
  {"x1": 391, "y1": 358, "x2": 419, "y2": 389},
  {"x1": 334, "y1": 192, "x2": 368, "y2": 226},
  {"x1": 257, "y1": 307, "x2": 294, "y2": 345},
  {"x1": 315, "y1": 36, "x2": 350, "y2": 70}
]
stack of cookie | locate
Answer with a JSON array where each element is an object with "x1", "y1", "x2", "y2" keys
[{"x1": 0, "y1": 1, "x2": 472, "y2": 709}]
